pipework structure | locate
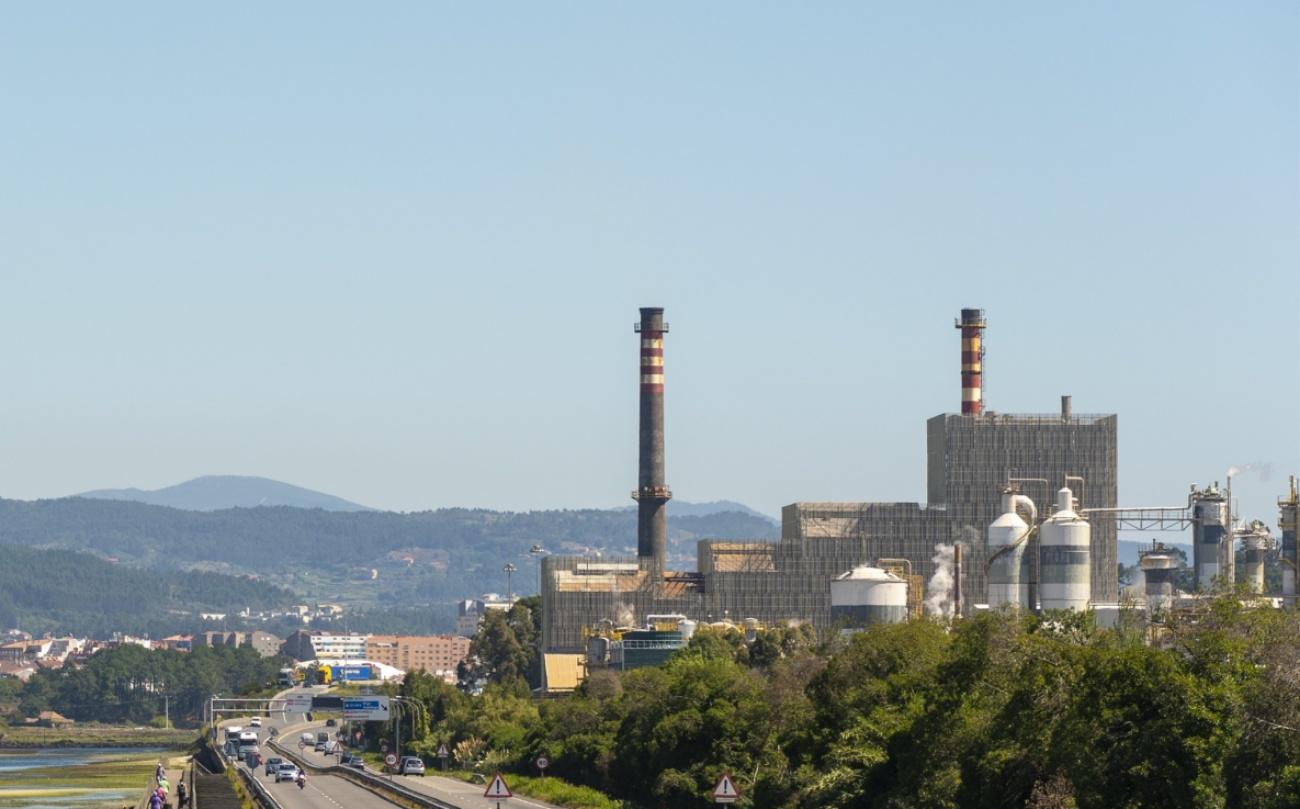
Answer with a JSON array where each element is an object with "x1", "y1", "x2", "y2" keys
[
  {"x1": 633, "y1": 307, "x2": 671, "y2": 573},
  {"x1": 1280, "y1": 476, "x2": 1298, "y2": 607},
  {"x1": 955, "y1": 308, "x2": 987, "y2": 415}
]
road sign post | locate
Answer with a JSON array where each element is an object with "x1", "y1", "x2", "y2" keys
[
  {"x1": 712, "y1": 772, "x2": 740, "y2": 804},
  {"x1": 536, "y1": 755, "x2": 549, "y2": 778},
  {"x1": 436, "y1": 743, "x2": 450, "y2": 772},
  {"x1": 385, "y1": 753, "x2": 397, "y2": 781}
]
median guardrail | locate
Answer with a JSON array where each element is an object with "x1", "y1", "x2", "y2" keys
[{"x1": 267, "y1": 731, "x2": 460, "y2": 809}]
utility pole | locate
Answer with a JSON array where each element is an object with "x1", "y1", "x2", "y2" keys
[{"x1": 164, "y1": 695, "x2": 169, "y2": 730}]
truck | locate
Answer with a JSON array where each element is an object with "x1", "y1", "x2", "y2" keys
[
  {"x1": 329, "y1": 664, "x2": 379, "y2": 682},
  {"x1": 236, "y1": 731, "x2": 259, "y2": 760},
  {"x1": 278, "y1": 667, "x2": 300, "y2": 686},
  {"x1": 224, "y1": 726, "x2": 243, "y2": 744}
]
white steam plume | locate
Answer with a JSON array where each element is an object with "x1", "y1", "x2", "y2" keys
[
  {"x1": 1228, "y1": 462, "x2": 1274, "y2": 482},
  {"x1": 925, "y1": 543, "x2": 956, "y2": 619}
]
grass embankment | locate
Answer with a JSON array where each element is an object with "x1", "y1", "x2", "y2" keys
[
  {"x1": 0, "y1": 750, "x2": 185, "y2": 805},
  {"x1": 441, "y1": 769, "x2": 628, "y2": 809},
  {"x1": 0, "y1": 724, "x2": 195, "y2": 749}
]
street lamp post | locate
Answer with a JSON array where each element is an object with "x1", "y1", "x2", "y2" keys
[{"x1": 504, "y1": 564, "x2": 518, "y2": 600}]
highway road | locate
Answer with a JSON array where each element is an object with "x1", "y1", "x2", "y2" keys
[{"x1": 221, "y1": 686, "x2": 561, "y2": 809}]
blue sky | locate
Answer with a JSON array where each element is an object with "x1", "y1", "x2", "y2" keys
[{"x1": 0, "y1": 4, "x2": 1295, "y2": 530}]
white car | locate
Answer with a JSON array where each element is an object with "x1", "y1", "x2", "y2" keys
[
  {"x1": 249, "y1": 717, "x2": 262, "y2": 727},
  {"x1": 275, "y1": 763, "x2": 300, "y2": 782}
]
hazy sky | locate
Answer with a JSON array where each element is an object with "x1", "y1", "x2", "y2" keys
[{"x1": 0, "y1": 4, "x2": 1295, "y2": 528}]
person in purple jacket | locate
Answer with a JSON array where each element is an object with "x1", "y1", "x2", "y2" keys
[{"x1": 148, "y1": 787, "x2": 165, "y2": 809}]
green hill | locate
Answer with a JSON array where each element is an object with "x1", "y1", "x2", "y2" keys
[
  {"x1": 0, "y1": 497, "x2": 777, "y2": 615},
  {"x1": 0, "y1": 544, "x2": 296, "y2": 637}
]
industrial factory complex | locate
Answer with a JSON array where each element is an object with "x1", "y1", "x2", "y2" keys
[{"x1": 539, "y1": 307, "x2": 1294, "y2": 655}]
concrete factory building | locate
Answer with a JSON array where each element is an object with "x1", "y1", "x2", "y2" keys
[{"x1": 540, "y1": 308, "x2": 1118, "y2": 652}]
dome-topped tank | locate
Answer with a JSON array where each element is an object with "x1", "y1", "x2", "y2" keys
[
  {"x1": 1040, "y1": 487, "x2": 1090, "y2": 611},
  {"x1": 987, "y1": 491, "x2": 1033, "y2": 609},
  {"x1": 1139, "y1": 542, "x2": 1179, "y2": 614},
  {"x1": 830, "y1": 565, "x2": 908, "y2": 629}
]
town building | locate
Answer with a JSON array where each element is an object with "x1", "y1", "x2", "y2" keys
[{"x1": 365, "y1": 634, "x2": 471, "y2": 678}]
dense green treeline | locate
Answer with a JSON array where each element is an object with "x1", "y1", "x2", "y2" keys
[
  {"x1": 0, "y1": 544, "x2": 295, "y2": 637},
  {"x1": 386, "y1": 599, "x2": 1300, "y2": 809},
  {"x1": 7, "y1": 644, "x2": 286, "y2": 726}
]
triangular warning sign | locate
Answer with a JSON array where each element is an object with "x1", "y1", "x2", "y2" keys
[
  {"x1": 484, "y1": 772, "x2": 513, "y2": 798},
  {"x1": 436, "y1": 743, "x2": 449, "y2": 758},
  {"x1": 712, "y1": 772, "x2": 740, "y2": 803}
]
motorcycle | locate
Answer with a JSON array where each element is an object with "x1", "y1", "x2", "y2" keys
[{"x1": 296, "y1": 773, "x2": 306, "y2": 791}]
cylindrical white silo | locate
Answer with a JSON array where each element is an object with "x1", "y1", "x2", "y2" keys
[
  {"x1": 1241, "y1": 520, "x2": 1271, "y2": 595},
  {"x1": 1040, "y1": 487, "x2": 1091, "y2": 611},
  {"x1": 1139, "y1": 543, "x2": 1179, "y2": 615},
  {"x1": 830, "y1": 566, "x2": 908, "y2": 630},
  {"x1": 1191, "y1": 484, "x2": 1228, "y2": 591},
  {"x1": 987, "y1": 492, "x2": 1032, "y2": 609}
]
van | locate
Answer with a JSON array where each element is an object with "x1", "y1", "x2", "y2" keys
[
  {"x1": 316, "y1": 732, "x2": 329, "y2": 744},
  {"x1": 301, "y1": 732, "x2": 314, "y2": 745}
]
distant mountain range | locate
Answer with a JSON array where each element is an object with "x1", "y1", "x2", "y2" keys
[
  {"x1": 73, "y1": 475, "x2": 777, "y2": 523},
  {"x1": 77, "y1": 475, "x2": 372, "y2": 512}
]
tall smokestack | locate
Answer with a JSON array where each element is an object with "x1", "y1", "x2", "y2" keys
[
  {"x1": 634, "y1": 307, "x2": 671, "y2": 572},
  {"x1": 1280, "y1": 476, "x2": 1299, "y2": 607},
  {"x1": 955, "y1": 308, "x2": 987, "y2": 415}
]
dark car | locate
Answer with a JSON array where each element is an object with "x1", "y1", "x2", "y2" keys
[
  {"x1": 325, "y1": 718, "x2": 336, "y2": 727},
  {"x1": 264, "y1": 757, "x2": 284, "y2": 776}
]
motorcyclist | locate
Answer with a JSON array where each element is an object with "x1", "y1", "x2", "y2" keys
[{"x1": 296, "y1": 771, "x2": 306, "y2": 790}]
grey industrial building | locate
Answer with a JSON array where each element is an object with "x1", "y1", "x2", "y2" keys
[{"x1": 540, "y1": 308, "x2": 1118, "y2": 652}]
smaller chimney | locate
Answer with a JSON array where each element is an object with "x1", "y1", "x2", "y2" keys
[{"x1": 1061, "y1": 395, "x2": 1072, "y2": 421}]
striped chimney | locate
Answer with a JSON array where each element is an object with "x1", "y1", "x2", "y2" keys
[
  {"x1": 633, "y1": 307, "x2": 671, "y2": 571},
  {"x1": 955, "y1": 308, "x2": 987, "y2": 415}
]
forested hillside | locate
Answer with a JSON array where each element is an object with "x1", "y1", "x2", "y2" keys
[
  {"x1": 0, "y1": 497, "x2": 776, "y2": 608},
  {"x1": 0, "y1": 545, "x2": 295, "y2": 637}
]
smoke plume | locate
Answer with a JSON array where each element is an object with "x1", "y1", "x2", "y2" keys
[
  {"x1": 1228, "y1": 462, "x2": 1275, "y2": 482},
  {"x1": 925, "y1": 543, "x2": 956, "y2": 619}
]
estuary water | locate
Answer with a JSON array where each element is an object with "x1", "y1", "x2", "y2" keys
[{"x1": 0, "y1": 748, "x2": 163, "y2": 809}]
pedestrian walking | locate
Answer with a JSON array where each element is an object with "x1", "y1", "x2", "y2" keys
[
  {"x1": 155, "y1": 762, "x2": 166, "y2": 783},
  {"x1": 148, "y1": 787, "x2": 164, "y2": 809},
  {"x1": 176, "y1": 779, "x2": 189, "y2": 809}
]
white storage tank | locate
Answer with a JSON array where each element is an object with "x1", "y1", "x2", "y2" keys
[
  {"x1": 1040, "y1": 487, "x2": 1091, "y2": 611},
  {"x1": 830, "y1": 565, "x2": 908, "y2": 630},
  {"x1": 1139, "y1": 542, "x2": 1179, "y2": 615},
  {"x1": 987, "y1": 491, "x2": 1033, "y2": 609},
  {"x1": 1191, "y1": 483, "x2": 1228, "y2": 591}
]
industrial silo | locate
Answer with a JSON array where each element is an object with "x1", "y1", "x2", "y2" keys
[
  {"x1": 987, "y1": 491, "x2": 1034, "y2": 609},
  {"x1": 830, "y1": 566, "x2": 908, "y2": 630},
  {"x1": 1240, "y1": 520, "x2": 1272, "y2": 595},
  {"x1": 1040, "y1": 487, "x2": 1091, "y2": 611},
  {"x1": 1139, "y1": 542, "x2": 1179, "y2": 614},
  {"x1": 1191, "y1": 483, "x2": 1229, "y2": 591}
]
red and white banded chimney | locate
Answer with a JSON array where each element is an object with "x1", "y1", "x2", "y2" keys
[{"x1": 955, "y1": 308, "x2": 986, "y2": 415}]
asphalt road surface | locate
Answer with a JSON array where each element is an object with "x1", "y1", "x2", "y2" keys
[{"x1": 222, "y1": 685, "x2": 562, "y2": 809}]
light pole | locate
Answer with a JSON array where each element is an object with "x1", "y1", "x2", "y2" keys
[{"x1": 503, "y1": 564, "x2": 518, "y2": 600}]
